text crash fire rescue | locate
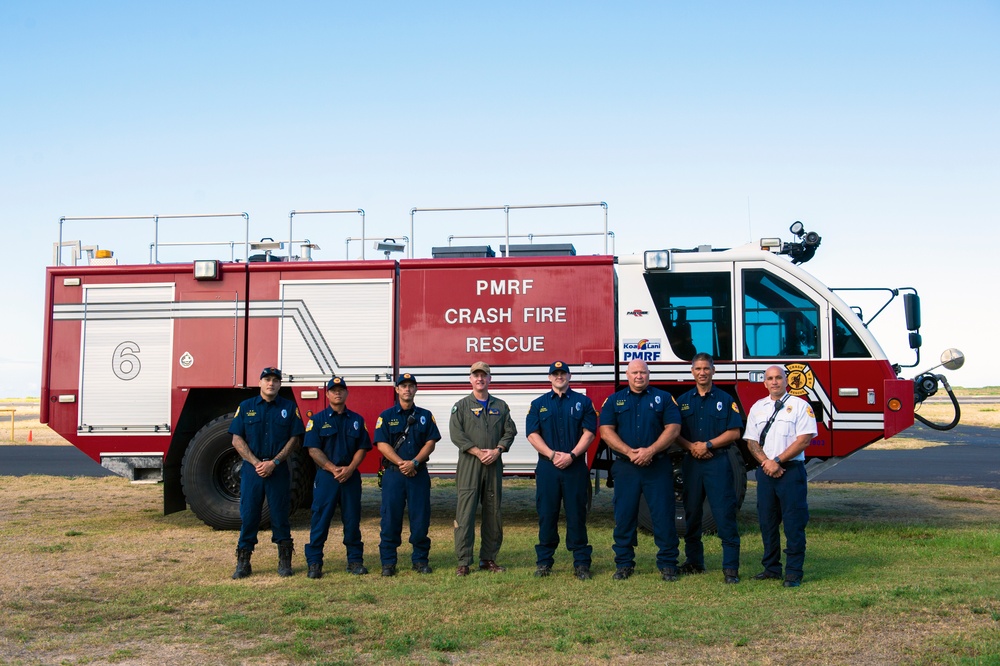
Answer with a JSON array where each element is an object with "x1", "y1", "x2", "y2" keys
[{"x1": 442, "y1": 279, "x2": 565, "y2": 353}]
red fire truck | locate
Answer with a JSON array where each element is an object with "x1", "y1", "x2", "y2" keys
[{"x1": 40, "y1": 209, "x2": 963, "y2": 531}]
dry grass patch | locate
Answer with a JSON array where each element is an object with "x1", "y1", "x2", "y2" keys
[
  {"x1": 867, "y1": 437, "x2": 947, "y2": 451},
  {"x1": 917, "y1": 401, "x2": 1000, "y2": 428},
  {"x1": 2, "y1": 476, "x2": 999, "y2": 665},
  {"x1": 0, "y1": 400, "x2": 65, "y2": 445}
]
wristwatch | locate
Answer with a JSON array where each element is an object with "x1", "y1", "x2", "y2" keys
[
  {"x1": 412, "y1": 459, "x2": 420, "y2": 468},
  {"x1": 772, "y1": 456, "x2": 781, "y2": 464},
  {"x1": 706, "y1": 440, "x2": 714, "y2": 450},
  {"x1": 272, "y1": 458, "x2": 281, "y2": 466},
  {"x1": 569, "y1": 451, "x2": 578, "y2": 461}
]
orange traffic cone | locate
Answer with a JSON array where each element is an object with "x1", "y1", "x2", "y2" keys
[{"x1": 27, "y1": 430, "x2": 33, "y2": 442}]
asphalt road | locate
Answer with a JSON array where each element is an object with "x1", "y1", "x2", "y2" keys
[
  {"x1": 806, "y1": 422, "x2": 1000, "y2": 489},
  {"x1": 1, "y1": 422, "x2": 997, "y2": 488},
  {"x1": 0, "y1": 445, "x2": 115, "y2": 477}
]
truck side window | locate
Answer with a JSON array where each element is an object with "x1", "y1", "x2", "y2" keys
[
  {"x1": 833, "y1": 310, "x2": 872, "y2": 358},
  {"x1": 642, "y1": 272, "x2": 733, "y2": 361},
  {"x1": 743, "y1": 269, "x2": 820, "y2": 358}
]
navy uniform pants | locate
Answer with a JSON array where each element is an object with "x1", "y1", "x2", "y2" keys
[
  {"x1": 238, "y1": 460, "x2": 291, "y2": 551},
  {"x1": 379, "y1": 466, "x2": 432, "y2": 567},
  {"x1": 755, "y1": 461, "x2": 808, "y2": 580},
  {"x1": 611, "y1": 456, "x2": 679, "y2": 570},
  {"x1": 305, "y1": 469, "x2": 363, "y2": 566},
  {"x1": 682, "y1": 449, "x2": 741, "y2": 570},
  {"x1": 535, "y1": 458, "x2": 592, "y2": 568}
]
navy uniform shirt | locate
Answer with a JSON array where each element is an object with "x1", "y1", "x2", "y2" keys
[
  {"x1": 374, "y1": 404, "x2": 442, "y2": 461},
  {"x1": 525, "y1": 388, "x2": 597, "y2": 454},
  {"x1": 600, "y1": 386, "x2": 681, "y2": 451},
  {"x1": 229, "y1": 394, "x2": 305, "y2": 459},
  {"x1": 677, "y1": 385, "x2": 743, "y2": 443},
  {"x1": 304, "y1": 407, "x2": 372, "y2": 466}
]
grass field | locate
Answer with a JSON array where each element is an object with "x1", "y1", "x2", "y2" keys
[
  {"x1": 1, "y1": 476, "x2": 998, "y2": 665},
  {"x1": 2, "y1": 395, "x2": 997, "y2": 664}
]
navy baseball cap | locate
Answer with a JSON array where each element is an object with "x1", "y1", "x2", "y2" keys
[
  {"x1": 326, "y1": 376, "x2": 348, "y2": 390},
  {"x1": 260, "y1": 367, "x2": 282, "y2": 380},
  {"x1": 395, "y1": 373, "x2": 418, "y2": 386},
  {"x1": 548, "y1": 360, "x2": 570, "y2": 374}
]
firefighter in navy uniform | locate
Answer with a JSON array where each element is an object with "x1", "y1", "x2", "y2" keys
[
  {"x1": 526, "y1": 361, "x2": 597, "y2": 580},
  {"x1": 228, "y1": 367, "x2": 304, "y2": 579},
  {"x1": 303, "y1": 376, "x2": 372, "y2": 579},
  {"x1": 676, "y1": 353, "x2": 744, "y2": 584},
  {"x1": 374, "y1": 373, "x2": 441, "y2": 576},
  {"x1": 598, "y1": 359, "x2": 682, "y2": 581}
]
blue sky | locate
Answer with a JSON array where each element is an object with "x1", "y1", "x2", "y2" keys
[{"x1": 1, "y1": 1, "x2": 997, "y2": 396}]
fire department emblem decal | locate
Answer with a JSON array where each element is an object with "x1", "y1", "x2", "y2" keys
[
  {"x1": 179, "y1": 352, "x2": 194, "y2": 368},
  {"x1": 785, "y1": 363, "x2": 814, "y2": 397}
]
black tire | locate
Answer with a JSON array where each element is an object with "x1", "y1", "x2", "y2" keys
[
  {"x1": 181, "y1": 414, "x2": 245, "y2": 530},
  {"x1": 181, "y1": 414, "x2": 308, "y2": 530},
  {"x1": 638, "y1": 448, "x2": 748, "y2": 537}
]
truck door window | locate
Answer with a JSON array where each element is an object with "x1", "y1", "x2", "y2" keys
[
  {"x1": 642, "y1": 272, "x2": 732, "y2": 361},
  {"x1": 833, "y1": 310, "x2": 872, "y2": 358},
  {"x1": 743, "y1": 269, "x2": 820, "y2": 358}
]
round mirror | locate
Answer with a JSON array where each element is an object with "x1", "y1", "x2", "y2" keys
[
  {"x1": 789, "y1": 221, "x2": 804, "y2": 235},
  {"x1": 940, "y1": 348, "x2": 965, "y2": 371}
]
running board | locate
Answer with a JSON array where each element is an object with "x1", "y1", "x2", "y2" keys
[{"x1": 804, "y1": 456, "x2": 845, "y2": 480}]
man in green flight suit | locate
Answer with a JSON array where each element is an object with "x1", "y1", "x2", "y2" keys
[{"x1": 449, "y1": 361, "x2": 517, "y2": 576}]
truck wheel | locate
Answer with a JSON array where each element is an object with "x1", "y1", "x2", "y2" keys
[
  {"x1": 636, "y1": 482, "x2": 689, "y2": 536},
  {"x1": 638, "y1": 449, "x2": 748, "y2": 537},
  {"x1": 182, "y1": 414, "x2": 247, "y2": 530},
  {"x1": 293, "y1": 449, "x2": 315, "y2": 511},
  {"x1": 182, "y1": 414, "x2": 311, "y2": 530}
]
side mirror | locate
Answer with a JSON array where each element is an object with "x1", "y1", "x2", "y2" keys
[
  {"x1": 903, "y1": 293, "x2": 921, "y2": 331},
  {"x1": 940, "y1": 348, "x2": 965, "y2": 371}
]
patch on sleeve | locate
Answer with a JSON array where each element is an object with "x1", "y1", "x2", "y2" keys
[
  {"x1": 806, "y1": 406, "x2": 815, "y2": 418},
  {"x1": 376, "y1": 416, "x2": 383, "y2": 429},
  {"x1": 732, "y1": 402, "x2": 740, "y2": 413},
  {"x1": 451, "y1": 405, "x2": 457, "y2": 414},
  {"x1": 305, "y1": 419, "x2": 314, "y2": 432},
  {"x1": 234, "y1": 406, "x2": 240, "y2": 417}
]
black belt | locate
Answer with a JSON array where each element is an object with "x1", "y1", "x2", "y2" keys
[
  {"x1": 685, "y1": 445, "x2": 731, "y2": 455},
  {"x1": 615, "y1": 452, "x2": 667, "y2": 463}
]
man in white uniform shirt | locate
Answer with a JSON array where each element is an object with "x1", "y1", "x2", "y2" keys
[{"x1": 744, "y1": 365, "x2": 818, "y2": 587}]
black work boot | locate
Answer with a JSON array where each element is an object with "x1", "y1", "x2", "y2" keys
[
  {"x1": 232, "y1": 548, "x2": 253, "y2": 579},
  {"x1": 277, "y1": 540, "x2": 294, "y2": 577}
]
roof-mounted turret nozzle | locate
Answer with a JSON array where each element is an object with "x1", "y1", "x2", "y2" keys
[{"x1": 779, "y1": 221, "x2": 822, "y2": 264}]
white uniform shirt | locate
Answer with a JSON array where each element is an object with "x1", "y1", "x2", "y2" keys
[{"x1": 743, "y1": 393, "x2": 818, "y2": 461}]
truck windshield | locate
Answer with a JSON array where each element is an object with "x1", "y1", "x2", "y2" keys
[
  {"x1": 642, "y1": 272, "x2": 733, "y2": 361},
  {"x1": 743, "y1": 269, "x2": 820, "y2": 358}
]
